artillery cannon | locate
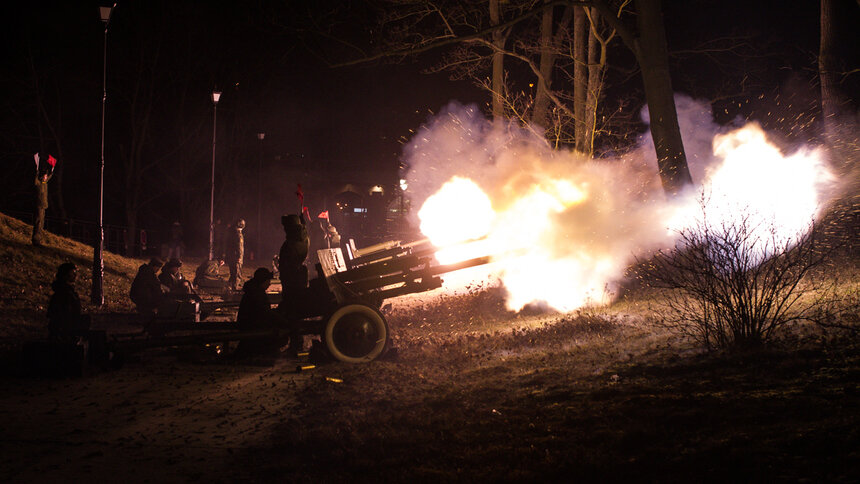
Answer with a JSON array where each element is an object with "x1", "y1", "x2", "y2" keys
[{"x1": 108, "y1": 239, "x2": 492, "y2": 364}]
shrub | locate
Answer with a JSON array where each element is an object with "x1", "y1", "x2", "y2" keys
[{"x1": 639, "y1": 207, "x2": 831, "y2": 350}]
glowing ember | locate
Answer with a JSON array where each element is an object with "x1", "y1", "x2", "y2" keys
[{"x1": 407, "y1": 106, "x2": 833, "y2": 312}]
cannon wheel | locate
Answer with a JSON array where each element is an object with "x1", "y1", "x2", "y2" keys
[{"x1": 323, "y1": 304, "x2": 389, "y2": 363}]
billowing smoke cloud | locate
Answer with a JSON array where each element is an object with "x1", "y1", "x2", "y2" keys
[{"x1": 401, "y1": 97, "x2": 834, "y2": 311}]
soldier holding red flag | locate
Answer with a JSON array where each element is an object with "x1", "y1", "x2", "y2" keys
[{"x1": 32, "y1": 153, "x2": 56, "y2": 247}]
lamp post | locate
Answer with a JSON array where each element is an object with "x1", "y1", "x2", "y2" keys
[
  {"x1": 208, "y1": 89, "x2": 221, "y2": 261},
  {"x1": 256, "y1": 132, "x2": 265, "y2": 261},
  {"x1": 92, "y1": 3, "x2": 115, "y2": 306}
]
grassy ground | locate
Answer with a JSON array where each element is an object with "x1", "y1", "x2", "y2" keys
[
  {"x1": 0, "y1": 213, "x2": 140, "y2": 342},
  {"x1": 0, "y1": 210, "x2": 858, "y2": 482}
]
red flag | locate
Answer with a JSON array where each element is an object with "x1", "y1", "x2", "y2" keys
[
  {"x1": 296, "y1": 184, "x2": 304, "y2": 203},
  {"x1": 317, "y1": 210, "x2": 329, "y2": 220},
  {"x1": 47, "y1": 154, "x2": 57, "y2": 167}
]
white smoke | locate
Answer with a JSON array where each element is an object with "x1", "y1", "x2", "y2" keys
[
  {"x1": 401, "y1": 97, "x2": 835, "y2": 311},
  {"x1": 402, "y1": 101, "x2": 678, "y2": 310}
]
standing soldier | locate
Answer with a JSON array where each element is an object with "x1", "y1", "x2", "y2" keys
[
  {"x1": 278, "y1": 213, "x2": 309, "y2": 296},
  {"x1": 226, "y1": 219, "x2": 245, "y2": 291},
  {"x1": 278, "y1": 213, "x2": 309, "y2": 355},
  {"x1": 32, "y1": 166, "x2": 53, "y2": 247}
]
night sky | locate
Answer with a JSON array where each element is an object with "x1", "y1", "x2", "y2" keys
[{"x1": 1, "y1": 0, "x2": 856, "y2": 254}]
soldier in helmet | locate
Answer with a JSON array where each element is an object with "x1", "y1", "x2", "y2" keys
[{"x1": 226, "y1": 218, "x2": 245, "y2": 291}]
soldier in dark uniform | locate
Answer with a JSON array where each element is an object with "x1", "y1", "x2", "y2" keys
[
  {"x1": 32, "y1": 169, "x2": 53, "y2": 246},
  {"x1": 235, "y1": 268, "x2": 284, "y2": 355},
  {"x1": 278, "y1": 214, "x2": 309, "y2": 300},
  {"x1": 158, "y1": 258, "x2": 191, "y2": 294},
  {"x1": 278, "y1": 213, "x2": 310, "y2": 355},
  {"x1": 226, "y1": 219, "x2": 245, "y2": 291},
  {"x1": 47, "y1": 263, "x2": 91, "y2": 341},
  {"x1": 130, "y1": 257, "x2": 165, "y2": 317},
  {"x1": 237, "y1": 268, "x2": 277, "y2": 331}
]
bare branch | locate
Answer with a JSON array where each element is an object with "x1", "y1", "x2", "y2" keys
[{"x1": 333, "y1": 0, "x2": 592, "y2": 67}]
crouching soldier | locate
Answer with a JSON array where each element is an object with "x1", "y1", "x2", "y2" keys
[
  {"x1": 130, "y1": 257, "x2": 165, "y2": 318},
  {"x1": 194, "y1": 258, "x2": 227, "y2": 289},
  {"x1": 158, "y1": 258, "x2": 192, "y2": 295},
  {"x1": 235, "y1": 268, "x2": 286, "y2": 356}
]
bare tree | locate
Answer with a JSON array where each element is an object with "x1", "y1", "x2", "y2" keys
[{"x1": 326, "y1": 0, "x2": 693, "y2": 193}]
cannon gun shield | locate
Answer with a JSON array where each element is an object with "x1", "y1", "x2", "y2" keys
[{"x1": 323, "y1": 303, "x2": 389, "y2": 363}]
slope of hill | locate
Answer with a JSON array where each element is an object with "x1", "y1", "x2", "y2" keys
[{"x1": 0, "y1": 212, "x2": 142, "y2": 341}]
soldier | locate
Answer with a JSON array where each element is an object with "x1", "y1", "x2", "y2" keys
[
  {"x1": 237, "y1": 268, "x2": 277, "y2": 331},
  {"x1": 158, "y1": 258, "x2": 190, "y2": 294},
  {"x1": 47, "y1": 263, "x2": 91, "y2": 341},
  {"x1": 194, "y1": 258, "x2": 227, "y2": 289},
  {"x1": 235, "y1": 268, "x2": 285, "y2": 356},
  {"x1": 278, "y1": 213, "x2": 309, "y2": 298},
  {"x1": 325, "y1": 223, "x2": 341, "y2": 248},
  {"x1": 226, "y1": 219, "x2": 245, "y2": 291},
  {"x1": 278, "y1": 213, "x2": 310, "y2": 355},
  {"x1": 32, "y1": 169, "x2": 53, "y2": 246},
  {"x1": 130, "y1": 257, "x2": 165, "y2": 317}
]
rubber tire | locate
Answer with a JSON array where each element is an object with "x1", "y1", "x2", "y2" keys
[{"x1": 324, "y1": 304, "x2": 389, "y2": 363}]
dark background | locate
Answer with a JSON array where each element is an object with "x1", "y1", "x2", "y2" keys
[{"x1": 1, "y1": 0, "x2": 856, "y2": 257}]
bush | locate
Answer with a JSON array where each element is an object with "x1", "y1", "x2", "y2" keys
[{"x1": 639, "y1": 207, "x2": 831, "y2": 350}]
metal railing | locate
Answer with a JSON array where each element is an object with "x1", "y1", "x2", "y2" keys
[{"x1": 6, "y1": 210, "x2": 162, "y2": 257}]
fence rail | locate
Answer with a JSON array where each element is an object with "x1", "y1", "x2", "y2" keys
[{"x1": 6, "y1": 210, "x2": 163, "y2": 257}]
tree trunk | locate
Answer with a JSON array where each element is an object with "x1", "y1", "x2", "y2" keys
[
  {"x1": 531, "y1": 0, "x2": 555, "y2": 129},
  {"x1": 489, "y1": 0, "x2": 506, "y2": 120},
  {"x1": 634, "y1": 0, "x2": 692, "y2": 194},
  {"x1": 584, "y1": 7, "x2": 602, "y2": 157},
  {"x1": 818, "y1": 0, "x2": 855, "y2": 150},
  {"x1": 125, "y1": 207, "x2": 138, "y2": 257},
  {"x1": 573, "y1": 7, "x2": 588, "y2": 151}
]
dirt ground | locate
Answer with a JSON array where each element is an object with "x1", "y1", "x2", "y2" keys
[{"x1": 1, "y1": 288, "x2": 858, "y2": 483}]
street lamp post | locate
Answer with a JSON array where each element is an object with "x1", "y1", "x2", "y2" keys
[
  {"x1": 92, "y1": 3, "x2": 116, "y2": 306},
  {"x1": 208, "y1": 89, "x2": 221, "y2": 261},
  {"x1": 256, "y1": 132, "x2": 265, "y2": 261}
]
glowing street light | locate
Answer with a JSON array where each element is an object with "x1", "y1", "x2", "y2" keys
[
  {"x1": 92, "y1": 2, "x2": 116, "y2": 306},
  {"x1": 208, "y1": 89, "x2": 221, "y2": 261}
]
